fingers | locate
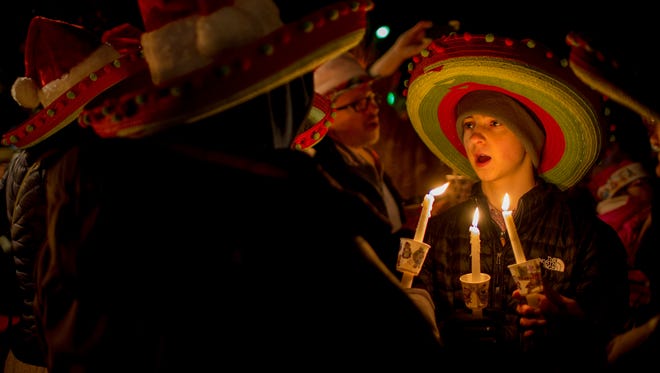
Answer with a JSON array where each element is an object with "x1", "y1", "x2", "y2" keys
[
  {"x1": 411, "y1": 20, "x2": 433, "y2": 33},
  {"x1": 516, "y1": 301, "x2": 542, "y2": 316},
  {"x1": 512, "y1": 288, "x2": 523, "y2": 300},
  {"x1": 400, "y1": 20, "x2": 433, "y2": 44},
  {"x1": 518, "y1": 312, "x2": 548, "y2": 339},
  {"x1": 519, "y1": 316, "x2": 547, "y2": 328}
]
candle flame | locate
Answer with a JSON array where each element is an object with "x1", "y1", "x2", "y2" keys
[
  {"x1": 430, "y1": 182, "x2": 450, "y2": 197},
  {"x1": 502, "y1": 193, "x2": 510, "y2": 211},
  {"x1": 472, "y1": 207, "x2": 479, "y2": 227}
]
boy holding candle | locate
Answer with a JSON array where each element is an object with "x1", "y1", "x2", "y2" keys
[{"x1": 405, "y1": 33, "x2": 629, "y2": 371}]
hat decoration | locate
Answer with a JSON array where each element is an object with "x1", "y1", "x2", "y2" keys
[
  {"x1": 588, "y1": 160, "x2": 649, "y2": 201},
  {"x1": 291, "y1": 93, "x2": 334, "y2": 150},
  {"x1": 404, "y1": 33, "x2": 605, "y2": 190},
  {"x1": 79, "y1": 0, "x2": 374, "y2": 139},
  {"x1": 292, "y1": 51, "x2": 374, "y2": 151},
  {"x1": 313, "y1": 52, "x2": 374, "y2": 99},
  {"x1": 2, "y1": 17, "x2": 147, "y2": 148}
]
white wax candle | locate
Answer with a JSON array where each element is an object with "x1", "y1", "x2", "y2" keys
[
  {"x1": 413, "y1": 182, "x2": 450, "y2": 242},
  {"x1": 501, "y1": 193, "x2": 526, "y2": 264},
  {"x1": 414, "y1": 193, "x2": 434, "y2": 241},
  {"x1": 470, "y1": 207, "x2": 480, "y2": 279}
]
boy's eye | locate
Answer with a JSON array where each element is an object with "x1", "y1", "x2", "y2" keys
[{"x1": 463, "y1": 121, "x2": 475, "y2": 130}]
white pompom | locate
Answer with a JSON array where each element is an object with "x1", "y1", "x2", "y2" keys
[{"x1": 11, "y1": 77, "x2": 40, "y2": 109}]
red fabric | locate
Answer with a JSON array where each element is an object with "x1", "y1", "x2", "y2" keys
[
  {"x1": 102, "y1": 23, "x2": 143, "y2": 55},
  {"x1": 0, "y1": 314, "x2": 19, "y2": 332},
  {"x1": 628, "y1": 269, "x2": 651, "y2": 309},
  {"x1": 598, "y1": 196, "x2": 650, "y2": 266},
  {"x1": 138, "y1": 0, "x2": 235, "y2": 31},
  {"x1": 24, "y1": 17, "x2": 98, "y2": 88}
]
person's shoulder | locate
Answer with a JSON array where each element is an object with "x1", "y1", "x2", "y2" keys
[{"x1": 5, "y1": 150, "x2": 34, "y2": 191}]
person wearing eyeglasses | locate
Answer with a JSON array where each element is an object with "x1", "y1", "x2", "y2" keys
[{"x1": 309, "y1": 20, "x2": 432, "y2": 275}]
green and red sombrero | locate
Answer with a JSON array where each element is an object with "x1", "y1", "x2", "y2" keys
[{"x1": 404, "y1": 33, "x2": 605, "y2": 190}]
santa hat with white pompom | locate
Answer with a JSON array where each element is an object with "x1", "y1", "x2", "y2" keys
[
  {"x1": 79, "y1": 0, "x2": 374, "y2": 139},
  {"x1": 2, "y1": 16, "x2": 146, "y2": 148}
]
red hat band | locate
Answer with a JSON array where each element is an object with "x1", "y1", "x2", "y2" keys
[{"x1": 2, "y1": 18, "x2": 147, "y2": 148}]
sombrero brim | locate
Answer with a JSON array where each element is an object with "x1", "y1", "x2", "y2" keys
[
  {"x1": 294, "y1": 77, "x2": 376, "y2": 151},
  {"x1": 81, "y1": 1, "x2": 374, "y2": 139},
  {"x1": 1, "y1": 29, "x2": 148, "y2": 149},
  {"x1": 1, "y1": 51, "x2": 147, "y2": 148},
  {"x1": 292, "y1": 93, "x2": 334, "y2": 150},
  {"x1": 405, "y1": 33, "x2": 604, "y2": 190},
  {"x1": 566, "y1": 31, "x2": 660, "y2": 128}
]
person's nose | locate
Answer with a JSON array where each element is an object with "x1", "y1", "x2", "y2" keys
[
  {"x1": 366, "y1": 96, "x2": 379, "y2": 113},
  {"x1": 463, "y1": 130, "x2": 485, "y2": 151},
  {"x1": 468, "y1": 124, "x2": 487, "y2": 141}
]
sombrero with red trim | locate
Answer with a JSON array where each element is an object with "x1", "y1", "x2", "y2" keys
[
  {"x1": 291, "y1": 93, "x2": 334, "y2": 150},
  {"x1": 404, "y1": 33, "x2": 605, "y2": 190},
  {"x1": 80, "y1": 0, "x2": 374, "y2": 139},
  {"x1": 1, "y1": 17, "x2": 146, "y2": 148},
  {"x1": 292, "y1": 52, "x2": 375, "y2": 150}
]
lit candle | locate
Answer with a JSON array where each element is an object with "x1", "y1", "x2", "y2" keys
[
  {"x1": 501, "y1": 193, "x2": 526, "y2": 264},
  {"x1": 413, "y1": 182, "x2": 450, "y2": 242},
  {"x1": 470, "y1": 207, "x2": 480, "y2": 279}
]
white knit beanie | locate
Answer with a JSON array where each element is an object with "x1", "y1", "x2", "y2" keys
[{"x1": 456, "y1": 90, "x2": 546, "y2": 169}]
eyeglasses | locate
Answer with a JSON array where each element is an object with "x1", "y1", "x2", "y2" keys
[{"x1": 334, "y1": 93, "x2": 381, "y2": 113}]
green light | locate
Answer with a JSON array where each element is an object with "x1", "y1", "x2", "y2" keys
[
  {"x1": 387, "y1": 92, "x2": 396, "y2": 106},
  {"x1": 375, "y1": 25, "x2": 390, "y2": 39}
]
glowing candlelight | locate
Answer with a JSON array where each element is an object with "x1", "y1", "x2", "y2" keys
[
  {"x1": 470, "y1": 207, "x2": 480, "y2": 279},
  {"x1": 413, "y1": 182, "x2": 450, "y2": 242},
  {"x1": 502, "y1": 193, "x2": 526, "y2": 264}
]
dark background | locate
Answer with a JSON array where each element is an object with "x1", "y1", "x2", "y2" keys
[
  {"x1": 369, "y1": 1, "x2": 660, "y2": 96},
  {"x1": 1, "y1": 1, "x2": 658, "y2": 134}
]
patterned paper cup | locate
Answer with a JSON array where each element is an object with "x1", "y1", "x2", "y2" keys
[
  {"x1": 508, "y1": 258, "x2": 544, "y2": 307},
  {"x1": 396, "y1": 238, "x2": 430, "y2": 276},
  {"x1": 459, "y1": 273, "x2": 491, "y2": 312}
]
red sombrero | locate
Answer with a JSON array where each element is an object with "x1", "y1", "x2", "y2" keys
[
  {"x1": 79, "y1": 0, "x2": 374, "y2": 139},
  {"x1": 292, "y1": 52, "x2": 375, "y2": 150},
  {"x1": 2, "y1": 17, "x2": 146, "y2": 148},
  {"x1": 405, "y1": 33, "x2": 605, "y2": 190},
  {"x1": 291, "y1": 93, "x2": 334, "y2": 150}
]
